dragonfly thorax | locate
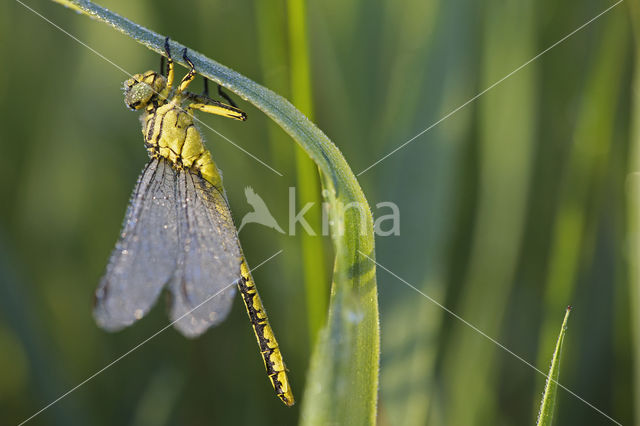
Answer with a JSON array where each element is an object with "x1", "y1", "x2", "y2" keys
[{"x1": 142, "y1": 101, "x2": 222, "y2": 189}]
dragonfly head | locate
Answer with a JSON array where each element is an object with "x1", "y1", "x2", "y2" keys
[{"x1": 124, "y1": 71, "x2": 167, "y2": 110}]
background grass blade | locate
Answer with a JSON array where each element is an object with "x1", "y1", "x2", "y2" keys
[
  {"x1": 0, "y1": 235, "x2": 88, "y2": 426},
  {"x1": 627, "y1": 0, "x2": 640, "y2": 420},
  {"x1": 442, "y1": 1, "x2": 536, "y2": 423},
  {"x1": 536, "y1": 307, "x2": 571, "y2": 426},
  {"x1": 535, "y1": 11, "x2": 627, "y2": 418},
  {"x1": 374, "y1": 0, "x2": 471, "y2": 424},
  {"x1": 253, "y1": 0, "x2": 292, "y2": 169},
  {"x1": 52, "y1": 1, "x2": 379, "y2": 424},
  {"x1": 286, "y1": 0, "x2": 329, "y2": 348}
]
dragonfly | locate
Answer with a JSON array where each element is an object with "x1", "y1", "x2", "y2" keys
[{"x1": 94, "y1": 38, "x2": 293, "y2": 406}]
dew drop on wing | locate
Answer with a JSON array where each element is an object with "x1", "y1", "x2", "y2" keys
[
  {"x1": 169, "y1": 169, "x2": 242, "y2": 338},
  {"x1": 94, "y1": 158, "x2": 179, "y2": 330}
]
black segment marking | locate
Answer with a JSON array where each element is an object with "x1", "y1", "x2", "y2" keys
[
  {"x1": 146, "y1": 113, "x2": 157, "y2": 142},
  {"x1": 237, "y1": 275, "x2": 286, "y2": 399}
]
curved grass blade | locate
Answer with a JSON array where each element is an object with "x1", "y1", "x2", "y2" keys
[
  {"x1": 536, "y1": 306, "x2": 571, "y2": 426},
  {"x1": 52, "y1": 1, "x2": 379, "y2": 423}
]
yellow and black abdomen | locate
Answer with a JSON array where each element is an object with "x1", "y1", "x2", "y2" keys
[
  {"x1": 237, "y1": 261, "x2": 295, "y2": 406},
  {"x1": 142, "y1": 101, "x2": 223, "y2": 189}
]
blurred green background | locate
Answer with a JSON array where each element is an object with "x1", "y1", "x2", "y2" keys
[{"x1": 1, "y1": 0, "x2": 638, "y2": 424}]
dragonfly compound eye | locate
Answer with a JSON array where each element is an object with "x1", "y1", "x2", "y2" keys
[
  {"x1": 124, "y1": 81, "x2": 154, "y2": 110},
  {"x1": 124, "y1": 72, "x2": 167, "y2": 110}
]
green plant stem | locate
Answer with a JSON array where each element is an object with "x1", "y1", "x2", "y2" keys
[
  {"x1": 286, "y1": 0, "x2": 328, "y2": 349},
  {"x1": 52, "y1": 1, "x2": 379, "y2": 424},
  {"x1": 535, "y1": 307, "x2": 571, "y2": 426},
  {"x1": 254, "y1": 0, "x2": 291, "y2": 169}
]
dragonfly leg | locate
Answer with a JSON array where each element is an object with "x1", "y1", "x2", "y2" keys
[
  {"x1": 176, "y1": 48, "x2": 197, "y2": 95},
  {"x1": 164, "y1": 37, "x2": 174, "y2": 90},
  {"x1": 217, "y1": 84, "x2": 238, "y2": 108},
  {"x1": 203, "y1": 78, "x2": 209, "y2": 97},
  {"x1": 184, "y1": 90, "x2": 247, "y2": 121}
]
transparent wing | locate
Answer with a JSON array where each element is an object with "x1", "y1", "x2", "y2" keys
[
  {"x1": 170, "y1": 169, "x2": 242, "y2": 337},
  {"x1": 94, "y1": 158, "x2": 179, "y2": 331}
]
